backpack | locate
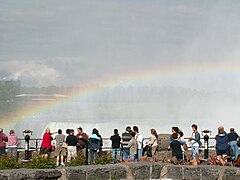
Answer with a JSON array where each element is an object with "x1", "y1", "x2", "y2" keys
[
  {"x1": 183, "y1": 143, "x2": 188, "y2": 151},
  {"x1": 237, "y1": 139, "x2": 240, "y2": 147}
]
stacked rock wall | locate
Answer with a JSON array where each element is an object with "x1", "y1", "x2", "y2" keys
[{"x1": 0, "y1": 162, "x2": 240, "y2": 179}]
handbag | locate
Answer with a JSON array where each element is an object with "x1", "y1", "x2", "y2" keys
[
  {"x1": 237, "y1": 140, "x2": 240, "y2": 147},
  {"x1": 183, "y1": 143, "x2": 188, "y2": 151},
  {"x1": 62, "y1": 142, "x2": 68, "y2": 148},
  {"x1": 51, "y1": 145, "x2": 56, "y2": 151}
]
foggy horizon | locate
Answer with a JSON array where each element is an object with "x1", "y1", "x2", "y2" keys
[{"x1": 1, "y1": 1, "x2": 240, "y2": 137}]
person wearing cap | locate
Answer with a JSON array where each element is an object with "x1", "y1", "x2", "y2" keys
[
  {"x1": 66, "y1": 130, "x2": 77, "y2": 162},
  {"x1": 227, "y1": 128, "x2": 239, "y2": 161}
]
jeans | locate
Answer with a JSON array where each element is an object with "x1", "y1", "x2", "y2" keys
[
  {"x1": 136, "y1": 149, "x2": 142, "y2": 161},
  {"x1": 130, "y1": 154, "x2": 135, "y2": 161},
  {"x1": 229, "y1": 141, "x2": 239, "y2": 160},
  {"x1": 90, "y1": 150, "x2": 98, "y2": 164},
  {"x1": 123, "y1": 149, "x2": 130, "y2": 160},
  {"x1": 111, "y1": 148, "x2": 121, "y2": 160},
  {"x1": 7, "y1": 147, "x2": 17, "y2": 159},
  {"x1": 192, "y1": 146, "x2": 199, "y2": 160}
]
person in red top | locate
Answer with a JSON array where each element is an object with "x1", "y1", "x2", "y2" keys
[
  {"x1": 40, "y1": 128, "x2": 55, "y2": 158},
  {"x1": 0, "y1": 128, "x2": 8, "y2": 157}
]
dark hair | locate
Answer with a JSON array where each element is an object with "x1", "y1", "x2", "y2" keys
[
  {"x1": 58, "y1": 129, "x2": 62, "y2": 134},
  {"x1": 133, "y1": 126, "x2": 139, "y2": 133},
  {"x1": 78, "y1": 127, "x2": 83, "y2": 131},
  {"x1": 131, "y1": 131, "x2": 136, "y2": 137},
  {"x1": 92, "y1": 128, "x2": 98, "y2": 135},
  {"x1": 192, "y1": 124, "x2": 198, "y2": 130},
  {"x1": 66, "y1": 129, "x2": 74, "y2": 134},
  {"x1": 179, "y1": 131, "x2": 184, "y2": 137},
  {"x1": 9, "y1": 129, "x2": 15, "y2": 134},
  {"x1": 172, "y1": 133, "x2": 178, "y2": 140},
  {"x1": 172, "y1": 127, "x2": 179, "y2": 133},
  {"x1": 126, "y1": 126, "x2": 131, "y2": 132},
  {"x1": 114, "y1": 129, "x2": 118, "y2": 135}
]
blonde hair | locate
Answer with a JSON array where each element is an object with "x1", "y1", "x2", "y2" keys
[{"x1": 45, "y1": 128, "x2": 50, "y2": 133}]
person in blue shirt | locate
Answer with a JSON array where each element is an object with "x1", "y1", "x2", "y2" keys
[
  {"x1": 88, "y1": 128, "x2": 101, "y2": 164},
  {"x1": 227, "y1": 128, "x2": 239, "y2": 161}
]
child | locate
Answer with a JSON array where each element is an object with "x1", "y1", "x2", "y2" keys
[
  {"x1": 127, "y1": 131, "x2": 137, "y2": 161},
  {"x1": 170, "y1": 133, "x2": 183, "y2": 162}
]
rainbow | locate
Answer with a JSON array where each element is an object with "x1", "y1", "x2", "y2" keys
[{"x1": 1, "y1": 62, "x2": 240, "y2": 129}]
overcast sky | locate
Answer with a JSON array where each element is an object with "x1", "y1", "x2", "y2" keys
[{"x1": 1, "y1": 0, "x2": 240, "y2": 91}]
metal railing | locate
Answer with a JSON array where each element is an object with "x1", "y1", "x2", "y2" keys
[{"x1": 14, "y1": 137, "x2": 218, "y2": 151}]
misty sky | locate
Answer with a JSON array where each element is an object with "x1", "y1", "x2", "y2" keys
[{"x1": 1, "y1": 0, "x2": 240, "y2": 91}]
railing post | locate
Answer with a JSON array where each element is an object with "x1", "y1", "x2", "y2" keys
[{"x1": 36, "y1": 139, "x2": 38, "y2": 151}]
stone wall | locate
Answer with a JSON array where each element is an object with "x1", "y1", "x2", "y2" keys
[{"x1": 0, "y1": 162, "x2": 240, "y2": 180}]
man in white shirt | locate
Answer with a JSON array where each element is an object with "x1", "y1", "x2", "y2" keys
[{"x1": 133, "y1": 126, "x2": 143, "y2": 161}]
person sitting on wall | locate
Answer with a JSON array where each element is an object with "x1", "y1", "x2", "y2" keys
[{"x1": 169, "y1": 133, "x2": 183, "y2": 164}]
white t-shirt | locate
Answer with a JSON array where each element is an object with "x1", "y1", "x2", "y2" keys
[
  {"x1": 191, "y1": 132, "x2": 199, "y2": 147},
  {"x1": 135, "y1": 133, "x2": 143, "y2": 149}
]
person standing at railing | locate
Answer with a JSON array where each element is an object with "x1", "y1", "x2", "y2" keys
[
  {"x1": 66, "y1": 129, "x2": 77, "y2": 162},
  {"x1": 7, "y1": 129, "x2": 18, "y2": 159},
  {"x1": 189, "y1": 124, "x2": 202, "y2": 160},
  {"x1": 110, "y1": 129, "x2": 121, "y2": 162},
  {"x1": 121, "y1": 126, "x2": 131, "y2": 160},
  {"x1": 127, "y1": 131, "x2": 137, "y2": 161},
  {"x1": 133, "y1": 126, "x2": 143, "y2": 161},
  {"x1": 0, "y1": 128, "x2": 8, "y2": 157},
  {"x1": 40, "y1": 128, "x2": 54, "y2": 158},
  {"x1": 76, "y1": 127, "x2": 88, "y2": 158},
  {"x1": 88, "y1": 128, "x2": 101, "y2": 164},
  {"x1": 95, "y1": 129, "x2": 103, "y2": 157},
  {"x1": 55, "y1": 129, "x2": 66, "y2": 167}
]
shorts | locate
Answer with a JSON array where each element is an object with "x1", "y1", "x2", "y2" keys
[
  {"x1": 216, "y1": 149, "x2": 229, "y2": 156},
  {"x1": 55, "y1": 147, "x2": 67, "y2": 156},
  {"x1": 40, "y1": 147, "x2": 51, "y2": 155}
]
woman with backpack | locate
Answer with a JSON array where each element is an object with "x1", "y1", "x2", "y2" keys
[{"x1": 88, "y1": 128, "x2": 101, "y2": 164}]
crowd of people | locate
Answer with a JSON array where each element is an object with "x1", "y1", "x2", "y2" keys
[
  {"x1": 168, "y1": 124, "x2": 239, "y2": 166},
  {"x1": 0, "y1": 124, "x2": 239, "y2": 167}
]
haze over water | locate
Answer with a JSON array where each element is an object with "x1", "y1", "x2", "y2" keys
[{"x1": 1, "y1": 1, "x2": 240, "y2": 137}]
